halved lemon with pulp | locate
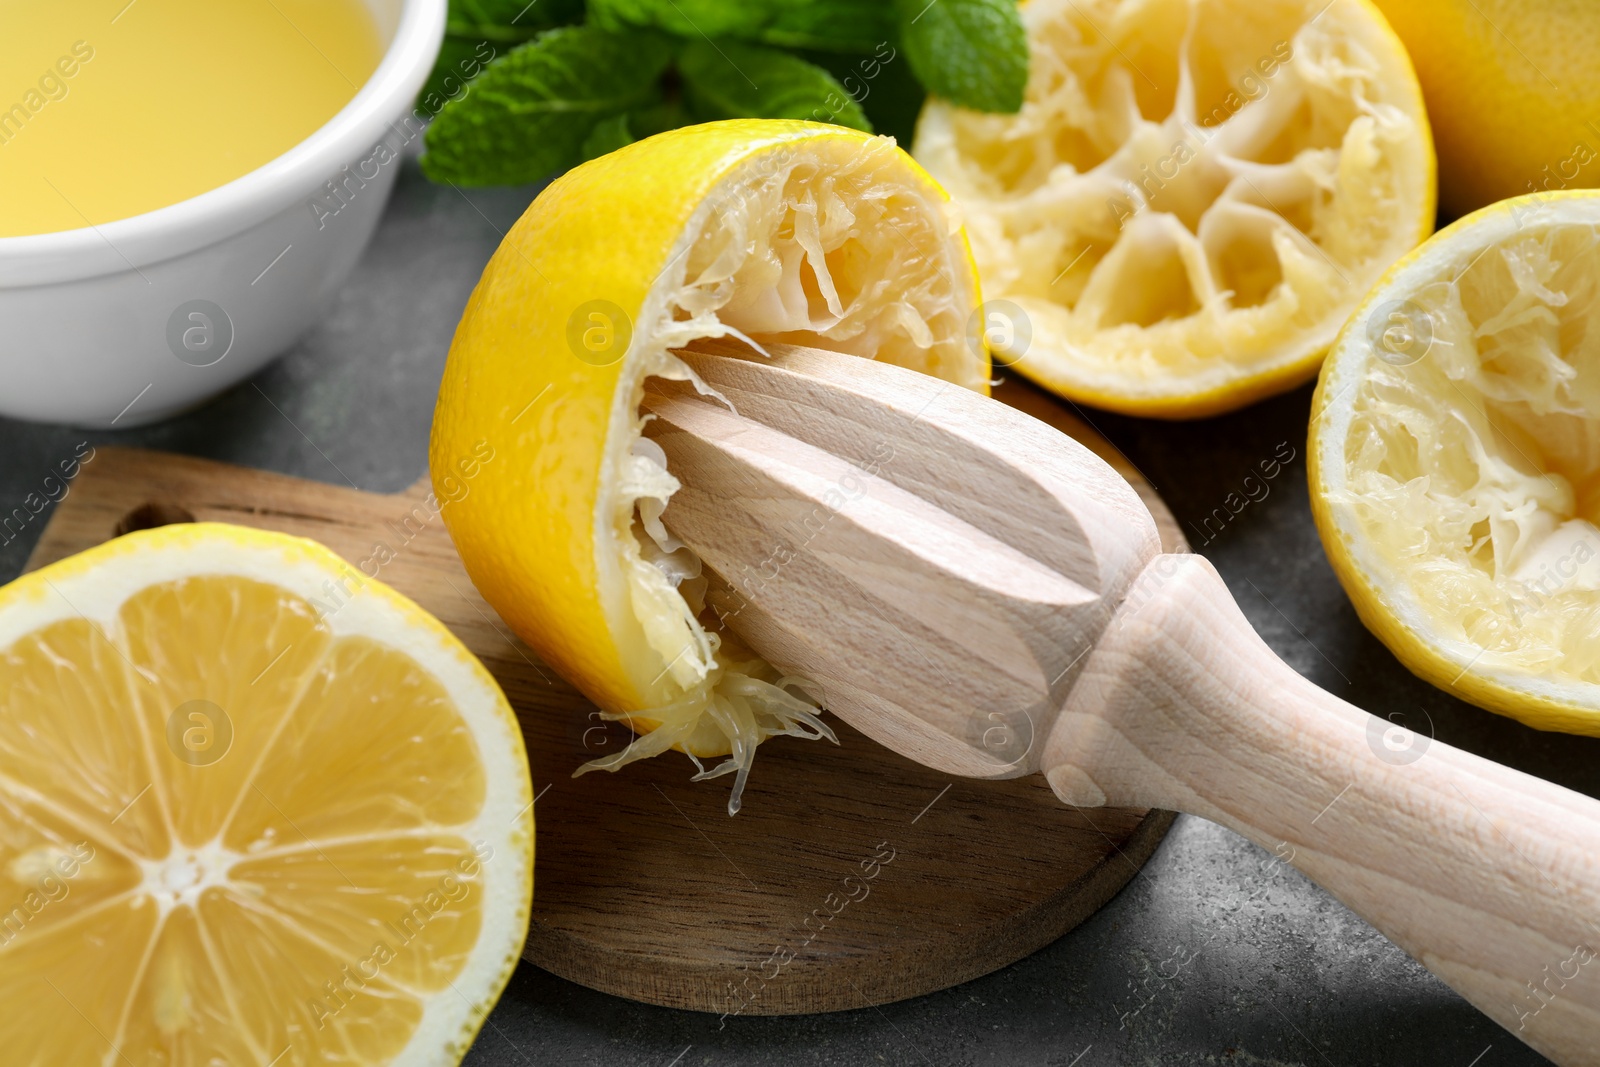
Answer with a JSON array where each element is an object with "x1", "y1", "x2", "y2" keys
[
  {"x1": 1311, "y1": 190, "x2": 1600, "y2": 734},
  {"x1": 431, "y1": 120, "x2": 986, "y2": 812},
  {"x1": 913, "y1": 0, "x2": 1435, "y2": 417},
  {"x1": 0, "y1": 523, "x2": 533, "y2": 1064}
]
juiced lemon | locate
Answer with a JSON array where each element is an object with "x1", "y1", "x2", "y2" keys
[
  {"x1": 914, "y1": 0, "x2": 1434, "y2": 417},
  {"x1": 1312, "y1": 190, "x2": 1600, "y2": 733},
  {"x1": 431, "y1": 120, "x2": 986, "y2": 812},
  {"x1": 0, "y1": 523, "x2": 533, "y2": 1064}
]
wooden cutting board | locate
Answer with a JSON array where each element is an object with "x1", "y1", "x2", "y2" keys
[{"x1": 24, "y1": 379, "x2": 1181, "y2": 1016}]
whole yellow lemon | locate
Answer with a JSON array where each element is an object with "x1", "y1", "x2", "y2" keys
[{"x1": 1376, "y1": 0, "x2": 1600, "y2": 217}]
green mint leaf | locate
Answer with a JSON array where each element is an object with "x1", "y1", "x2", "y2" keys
[
  {"x1": 581, "y1": 113, "x2": 634, "y2": 160},
  {"x1": 761, "y1": 0, "x2": 902, "y2": 52},
  {"x1": 421, "y1": 26, "x2": 674, "y2": 185},
  {"x1": 591, "y1": 0, "x2": 895, "y2": 53},
  {"x1": 894, "y1": 0, "x2": 1027, "y2": 113},
  {"x1": 679, "y1": 39, "x2": 871, "y2": 131},
  {"x1": 420, "y1": 0, "x2": 584, "y2": 102},
  {"x1": 449, "y1": 0, "x2": 584, "y2": 38},
  {"x1": 419, "y1": 37, "x2": 502, "y2": 108},
  {"x1": 589, "y1": 0, "x2": 760, "y2": 39},
  {"x1": 754, "y1": 1, "x2": 897, "y2": 52}
]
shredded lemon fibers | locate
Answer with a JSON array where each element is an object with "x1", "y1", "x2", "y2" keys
[
  {"x1": 915, "y1": 0, "x2": 1428, "y2": 399},
  {"x1": 575, "y1": 137, "x2": 981, "y2": 813},
  {"x1": 1342, "y1": 219, "x2": 1600, "y2": 682}
]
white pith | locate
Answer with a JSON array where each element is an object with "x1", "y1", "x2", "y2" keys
[
  {"x1": 0, "y1": 526, "x2": 534, "y2": 1066},
  {"x1": 584, "y1": 135, "x2": 985, "y2": 813},
  {"x1": 912, "y1": 0, "x2": 1430, "y2": 403},
  {"x1": 1319, "y1": 197, "x2": 1600, "y2": 708},
  {"x1": 138, "y1": 842, "x2": 238, "y2": 915}
]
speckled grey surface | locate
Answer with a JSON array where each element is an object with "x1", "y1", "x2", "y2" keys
[{"x1": 2, "y1": 156, "x2": 1583, "y2": 1067}]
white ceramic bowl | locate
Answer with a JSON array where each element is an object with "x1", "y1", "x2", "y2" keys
[{"x1": 0, "y1": 0, "x2": 446, "y2": 427}]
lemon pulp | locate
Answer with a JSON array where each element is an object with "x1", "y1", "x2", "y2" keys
[
  {"x1": 0, "y1": 0, "x2": 381, "y2": 236},
  {"x1": 1336, "y1": 215, "x2": 1600, "y2": 684},
  {"x1": 0, "y1": 526, "x2": 532, "y2": 1064},
  {"x1": 913, "y1": 0, "x2": 1432, "y2": 415}
]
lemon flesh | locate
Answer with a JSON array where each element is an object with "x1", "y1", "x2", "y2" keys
[
  {"x1": 432, "y1": 121, "x2": 985, "y2": 813},
  {"x1": 0, "y1": 524, "x2": 533, "y2": 1065},
  {"x1": 913, "y1": 0, "x2": 1434, "y2": 417},
  {"x1": 1312, "y1": 191, "x2": 1600, "y2": 733}
]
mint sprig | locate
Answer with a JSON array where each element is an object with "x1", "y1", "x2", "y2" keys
[
  {"x1": 448, "y1": 0, "x2": 582, "y2": 39},
  {"x1": 679, "y1": 40, "x2": 870, "y2": 131},
  {"x1": 421, "y1": 0, "x2": 585, "y2": 103},
  {"x1": 591, "y1": 0, "x2": 897, "y2": 54},
  {"x1": 418, "y1": 0, "x2": 1029, "y2": 186},
  {"x1": 580, "y1": 112, "x2": 635, "y2": 160},
  {"x1": 421, "y1": 26, "x2": 674, "y2": 185},
  {"x1": 894, "y1": 0, "x2": 1029, "y2": 114}
]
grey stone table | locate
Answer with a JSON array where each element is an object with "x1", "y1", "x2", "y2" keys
[{"x1": 1, "y1": 156, "x2": 1581, "y2": 1067}]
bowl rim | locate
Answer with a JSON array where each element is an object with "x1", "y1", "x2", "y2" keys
[{"x1": 0, "y1": 0, "x2": 446, "y2": 288}]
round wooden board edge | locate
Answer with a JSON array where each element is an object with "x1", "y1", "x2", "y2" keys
[{"x1": 523, "y1": 807, "x2": 1178, "y2": 1015}]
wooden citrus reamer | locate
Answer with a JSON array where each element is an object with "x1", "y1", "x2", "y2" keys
[{"x1": 646, "y1": 340, "x2": 1600, "y2": 1065}]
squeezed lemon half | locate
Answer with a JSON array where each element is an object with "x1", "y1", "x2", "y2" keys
[
  {"x1": 1312, "y1": 190, "x2": 1600, "y2": 733},
  {"x1": 913, "y1": 0, "x2": 1435, "y2": 417},
  {"x1": 0, "y1": 523, "x2": 533, "y2": 1065},
  {"x1": 431, "y1": 120, "x2": 986, "y2": 812}
]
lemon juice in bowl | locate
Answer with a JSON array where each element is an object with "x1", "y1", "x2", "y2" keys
[{"x1": 0, "y1": 0, "x2": 381, "y2": 236}]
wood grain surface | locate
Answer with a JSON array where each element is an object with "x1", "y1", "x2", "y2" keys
[
  {"x1": 1048, "y1": 553, "x2": 1600, "y2": 1066},
  {"x1": 650, "y1": 343, "x2": 1165, "y2": 782},
  {"x1": 23, "y1": 380, "x2": 1183, "y2": 1016},
  {"x1": 632, "y1": 345, "x2": 1600, "y2": 1064}
]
